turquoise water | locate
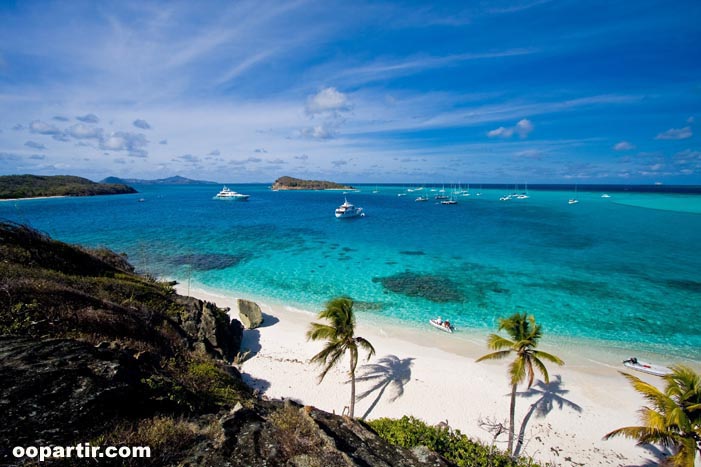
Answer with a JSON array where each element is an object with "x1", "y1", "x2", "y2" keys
[{"x1": 3, "y1": 184, "x2": 701, "y2": 360}]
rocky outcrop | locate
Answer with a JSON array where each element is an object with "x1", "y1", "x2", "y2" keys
[
  {"x1": 238, "y1": 299, "x2": 263, "y2": 329},
  {"x1": 0, "y1": 222, "x2": 455, "y2": 467},
  {"x1": 0, "y1": 336, "x2": 146, "y2": 450},
  {"x1": 176, "y1": 296, "x2": 243, "y2": 361}
]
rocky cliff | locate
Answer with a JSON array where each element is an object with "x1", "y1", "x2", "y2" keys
[{"x1": 0, "y1": 222, "x2": 451, "y2": 467}]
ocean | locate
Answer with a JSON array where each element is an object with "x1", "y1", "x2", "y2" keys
[{"x1": 3, "y1": 183, "x2": 701, "y2": 362}]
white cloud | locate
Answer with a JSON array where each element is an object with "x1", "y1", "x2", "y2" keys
[
  {"x1": 614, "y1": 141, "x2": 634, "y2": 151},
  {"x1": 301, "y1": 124, "x2": 337, "y2": 140},
  {"x1": 159, "y1": 139, "x2": 168, "y2": 145},
  {"x1": 100, "y1": 131, "x2": 149, "y2": 157},
  {"x1": 306, "y1": 87, "x2": 350, "y2": 115},
  {"x1": 53, "y1": 115, "x2": 69, "y2": 122},
  {"x1": 76, "y1": 113, "x2": 99, "y2": 123},
  {"x1": 29, "y1": 120, "x2": 61, "y2": 135},
  {"x1": 24, "y1": 140, "x2": 47, "y2": 150},
  {"x1": 656, "y1": 126, "x2": 692, "y2": 140},
  {"x1": 66, "y1": 123, "x2": 103, "y2": 140},
  {"x1": 208, "y1": 149, "x2": 220, "y2": 156},
  {"x1": 487, "y1": 119, "x2": 534, "y2": 139},
  {"x1": 133, "y1": 119, "x2": 152, "y2": 129},
  {"x1": 688, "y1": 116, "x2": 695, "y2": 124}
]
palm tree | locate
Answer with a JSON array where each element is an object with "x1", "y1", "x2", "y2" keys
[
  {"x1": 306, "y1": 297, "x2": 375, "y2": 418},
  {"x1": 604, "y1": 365, "x2": 701, "y2": 466},
  {"x1": 476, "y1": 312, "x2": 564, "y2": 455}
]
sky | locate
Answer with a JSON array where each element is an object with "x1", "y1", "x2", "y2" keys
[{"x1": 0, "y1": 0, "x2": 700, "y2": 184}]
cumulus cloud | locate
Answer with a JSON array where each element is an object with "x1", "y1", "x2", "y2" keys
[
  {"x1": 76, "y1": 113, "x2": 99, "y2": 123},
  {"x1": 133, "y1": 119, "x2": 151, "y2": 130},
  {"x1": 24, "y1": 141, "x2": 47, "y2": 150},
  {"x1": 12, "y1": 124, "x2": 24, "y2": 131},
  {"x1": 301, "y1": 123, "x2": 337, "y2": 140},
  {"x1": 159, "y1": 139, "x2": 168, "y2": 145},
  {"x1": 29, "y1": 120, "x2": 61, "y2": 135},
  {"x1": 53, "y1": 116, "x2": 69, "y2": 122},
  {"x1": 331, "y1": 160, "x2": 348, "y2": 167},
  {"x1": 656, "y1": 126, "x2": 692, "y2": 140},
  {"x1": 66, "y1": 123, "x2": 103, "y2": 140},
  {"x1": 208, "y1": 149, "x2": 220, "y2": 156},
  {"x1": 267, "y1": 158, "x2": 286, "y2": 164},
  {"x1": 306, "y1": 87, "x2": 351, "y2": 115},
  {"x1": 487, "y1": 119, "x2": 534, "y2": 139},
  {"x1": 253, "y1": 148, "x2": 267, "y2": 153},
  {"x1": 614, "y1": 141, "x2": 635, "y2": 151},
  {"x1": 29, "y1": 154, "x2": 46, "y2": 160},
  {"x1": 174, "y1": 154, "x2": 200, "y2": 163},
  {"x1": 0, "y1": 152, "x2": 21, "y2": 162},
  {"x1": 229, "y1": 157, "x2": 262, "y2": 165},
  {"x1": 688, "y1": 116, "x2": 695, "y2": 124},
  {"x1": 294, "y1": 154, "x2": 309, "y2": 160},
  {"x1": 100, "y1": 131, "x2": 149, "y2": 157}
]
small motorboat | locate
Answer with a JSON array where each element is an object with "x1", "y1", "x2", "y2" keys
[
  {"x1": 623, "y1": 357, "x2": 672, "y2": 377},
  {"x1": 429, "y1": 318, "x2": 454, "y2": 333}
]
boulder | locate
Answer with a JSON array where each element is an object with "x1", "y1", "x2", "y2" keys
[{"x1": 238, "y1": 299, "x2": 263, "y2": 329}]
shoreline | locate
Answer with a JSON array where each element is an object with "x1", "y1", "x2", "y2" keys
[
  {"x1": 0, "y1": 195, "x2": 68, "y2": 202},
  {"x1": 174, "y1": 280, "x2": 688, "y2": 466}
]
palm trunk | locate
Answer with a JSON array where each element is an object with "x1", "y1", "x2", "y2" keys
[
  {"x1": 508, "y1": 383, "x2": 517, "y2": 455},
  {"x1": 349, "y1": 352, "x2": 357, "y2": 418}
]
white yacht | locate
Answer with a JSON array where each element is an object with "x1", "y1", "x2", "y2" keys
[
  {"x1": 214, "y1": 186, "x2": 250, "y2": 200},
  {"x1": 335, "y1": 198, "x2": 364, "y2": 218}
]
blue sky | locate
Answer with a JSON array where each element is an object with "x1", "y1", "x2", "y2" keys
[{"x1": 0, "y1": 0, "x2": 699, "y2": 183}]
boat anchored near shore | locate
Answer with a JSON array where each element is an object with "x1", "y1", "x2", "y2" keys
[
  {"x1": 429, "y1": 317, "x2": 454, "y2": 333},
  {"x1": 335, "y1": 198, "x2": 364, "y2": 218},
  {"x1": 623, "y1": 357, "x2": 672, "y2": 377},
  {"x1": 213, "y1": 186, "x2": 250, "y2": 200}
]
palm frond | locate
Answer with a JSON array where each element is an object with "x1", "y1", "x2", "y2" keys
[
  {"x1": 475, "y1": 350, "x2": 511, "y2": 362},
  {"x1": 307, "y1": 322, "x2": 339, "y2": 341},
  {"x1": 485, "y1": 333, "x2": 515, "y2": 351},
  {"x1": 355, "y1": 336, "x2": 376, "y2": 360},
  {"x1": 533, "y1": 350, "x2": 564, "y2": 366},
  {"x1": 509, "y1": 356, "x2": 527, "y2": 386},
  {"x1": 531, "y1": 356, "x2": 551, "y2": 385}
]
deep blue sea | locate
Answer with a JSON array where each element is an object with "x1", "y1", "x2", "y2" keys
[{"x1": 3, "y1": 184, "x2": 701, "y2": 361}]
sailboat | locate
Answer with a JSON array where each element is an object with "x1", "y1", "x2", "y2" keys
[
  {"x1": 568, "y1": 185, "x2": 579, "y2": 204},
  {"x1": 515, "y1": 183, "x2": 529, "y2": 199}
]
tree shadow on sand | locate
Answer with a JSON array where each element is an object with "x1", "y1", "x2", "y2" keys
[
  {"x1": 513, "y1": 375, "x2": 582, "y2": 458},
  {"x1": 352, "y1": 355, "x2": 414, "y2": 420}
]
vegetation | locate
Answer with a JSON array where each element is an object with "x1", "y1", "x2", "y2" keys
[
  {"x1": 272, "y1": 175, "x2": 353, "y2": 190},
  {"x1": 101, "y1": 175, "x2": 217, "y2": 185},
  {"x1": 367, "y1": 416, "x2": 544, "y2": 467},
  {"x1": 476, "y1": 312, "x2": 564, "y2": 456},
  {"x1": 604, "y1": 365, "x2": 701, "y2": 466},
  {"x1": 0, "y1": 174, "x2": 136, "y2": 199},
  {"x1": 306, "y1": 297, "x2": 375, "y2": 418}
]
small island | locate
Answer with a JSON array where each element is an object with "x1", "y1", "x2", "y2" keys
[
  {"x1": 0, "y1": 175, "x2": 137, "y2": 200},
  {"x1": 271, "y1": 176, "x2": 354, "y2": 191},
  {"x1": 101, "y1": 175, "x2": 217, "y2": 185}
]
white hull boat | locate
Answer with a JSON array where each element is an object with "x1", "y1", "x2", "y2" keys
[
  {"x1": 429, "y1": 318, "x2": 454, "y2": 333},
  {"x1": 335, "y1": 198, "x2": 364, "y2": 218},
  {"x1": 623, "y1": 357, "x2": 671, "y2": 377},
  {"x1": 214, "y1": 186, "x2": 250, "y2": 200}
]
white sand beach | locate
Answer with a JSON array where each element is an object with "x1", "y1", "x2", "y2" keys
[{"x1": 178, "y1": 284, "x2": 692, "y2": 466}]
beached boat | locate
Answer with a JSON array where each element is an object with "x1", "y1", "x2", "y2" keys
[
  {"x1": 335, "y1": 198, "x2": 364, "y2": 218},
  {"x1": 214, "y1": 186, "x2": 250, "y2": 200},
  {"x1": 623, "y1": 357, "x2": 672, "y2": 377},
  {"x1": 430, "y1": 318, "x2": 454, "y2": 333}
]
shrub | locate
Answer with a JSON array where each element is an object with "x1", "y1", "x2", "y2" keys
[{"x1": 367, "y1": 416, "x2": 543, "y2": 467}]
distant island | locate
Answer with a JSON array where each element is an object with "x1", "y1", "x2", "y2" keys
[
  {"x1": 101, "y1": 175, "x2": 217, "y2": 185},
  {"x1": 0, "y1": 175, "x2": 137, "y2": 200},
  {"x1": 271, "y1": 176, "x2": 354, "y2": 191}
]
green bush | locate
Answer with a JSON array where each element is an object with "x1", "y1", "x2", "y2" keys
[{"x1": 367, "y1": 416, "x2": 543, "y2": 467}]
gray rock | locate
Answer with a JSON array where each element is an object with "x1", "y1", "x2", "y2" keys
[{"x1": 237, "y1": 299, "x2": 263, "y2": 329}]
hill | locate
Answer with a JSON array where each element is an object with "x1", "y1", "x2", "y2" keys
[
  {"x1": 272, "y1": 176, "x2": 354, "y2": 190},
  {"x1": 102, "y1": 175, "x2": 217, "y2": 185},
  {"x1": 0, "y1": 222, "x2": 451, "y2": 467},
  {"x1": 0, "y1": 174, "x2": 136, "y2": 200}
]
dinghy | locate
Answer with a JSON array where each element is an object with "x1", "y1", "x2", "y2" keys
[
  {"x1": 623, "y1": 357, "x2": 671, "y2": 377},
  {"x1": 429, "y1": 318, "x2": 454, "y2": 333}
]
